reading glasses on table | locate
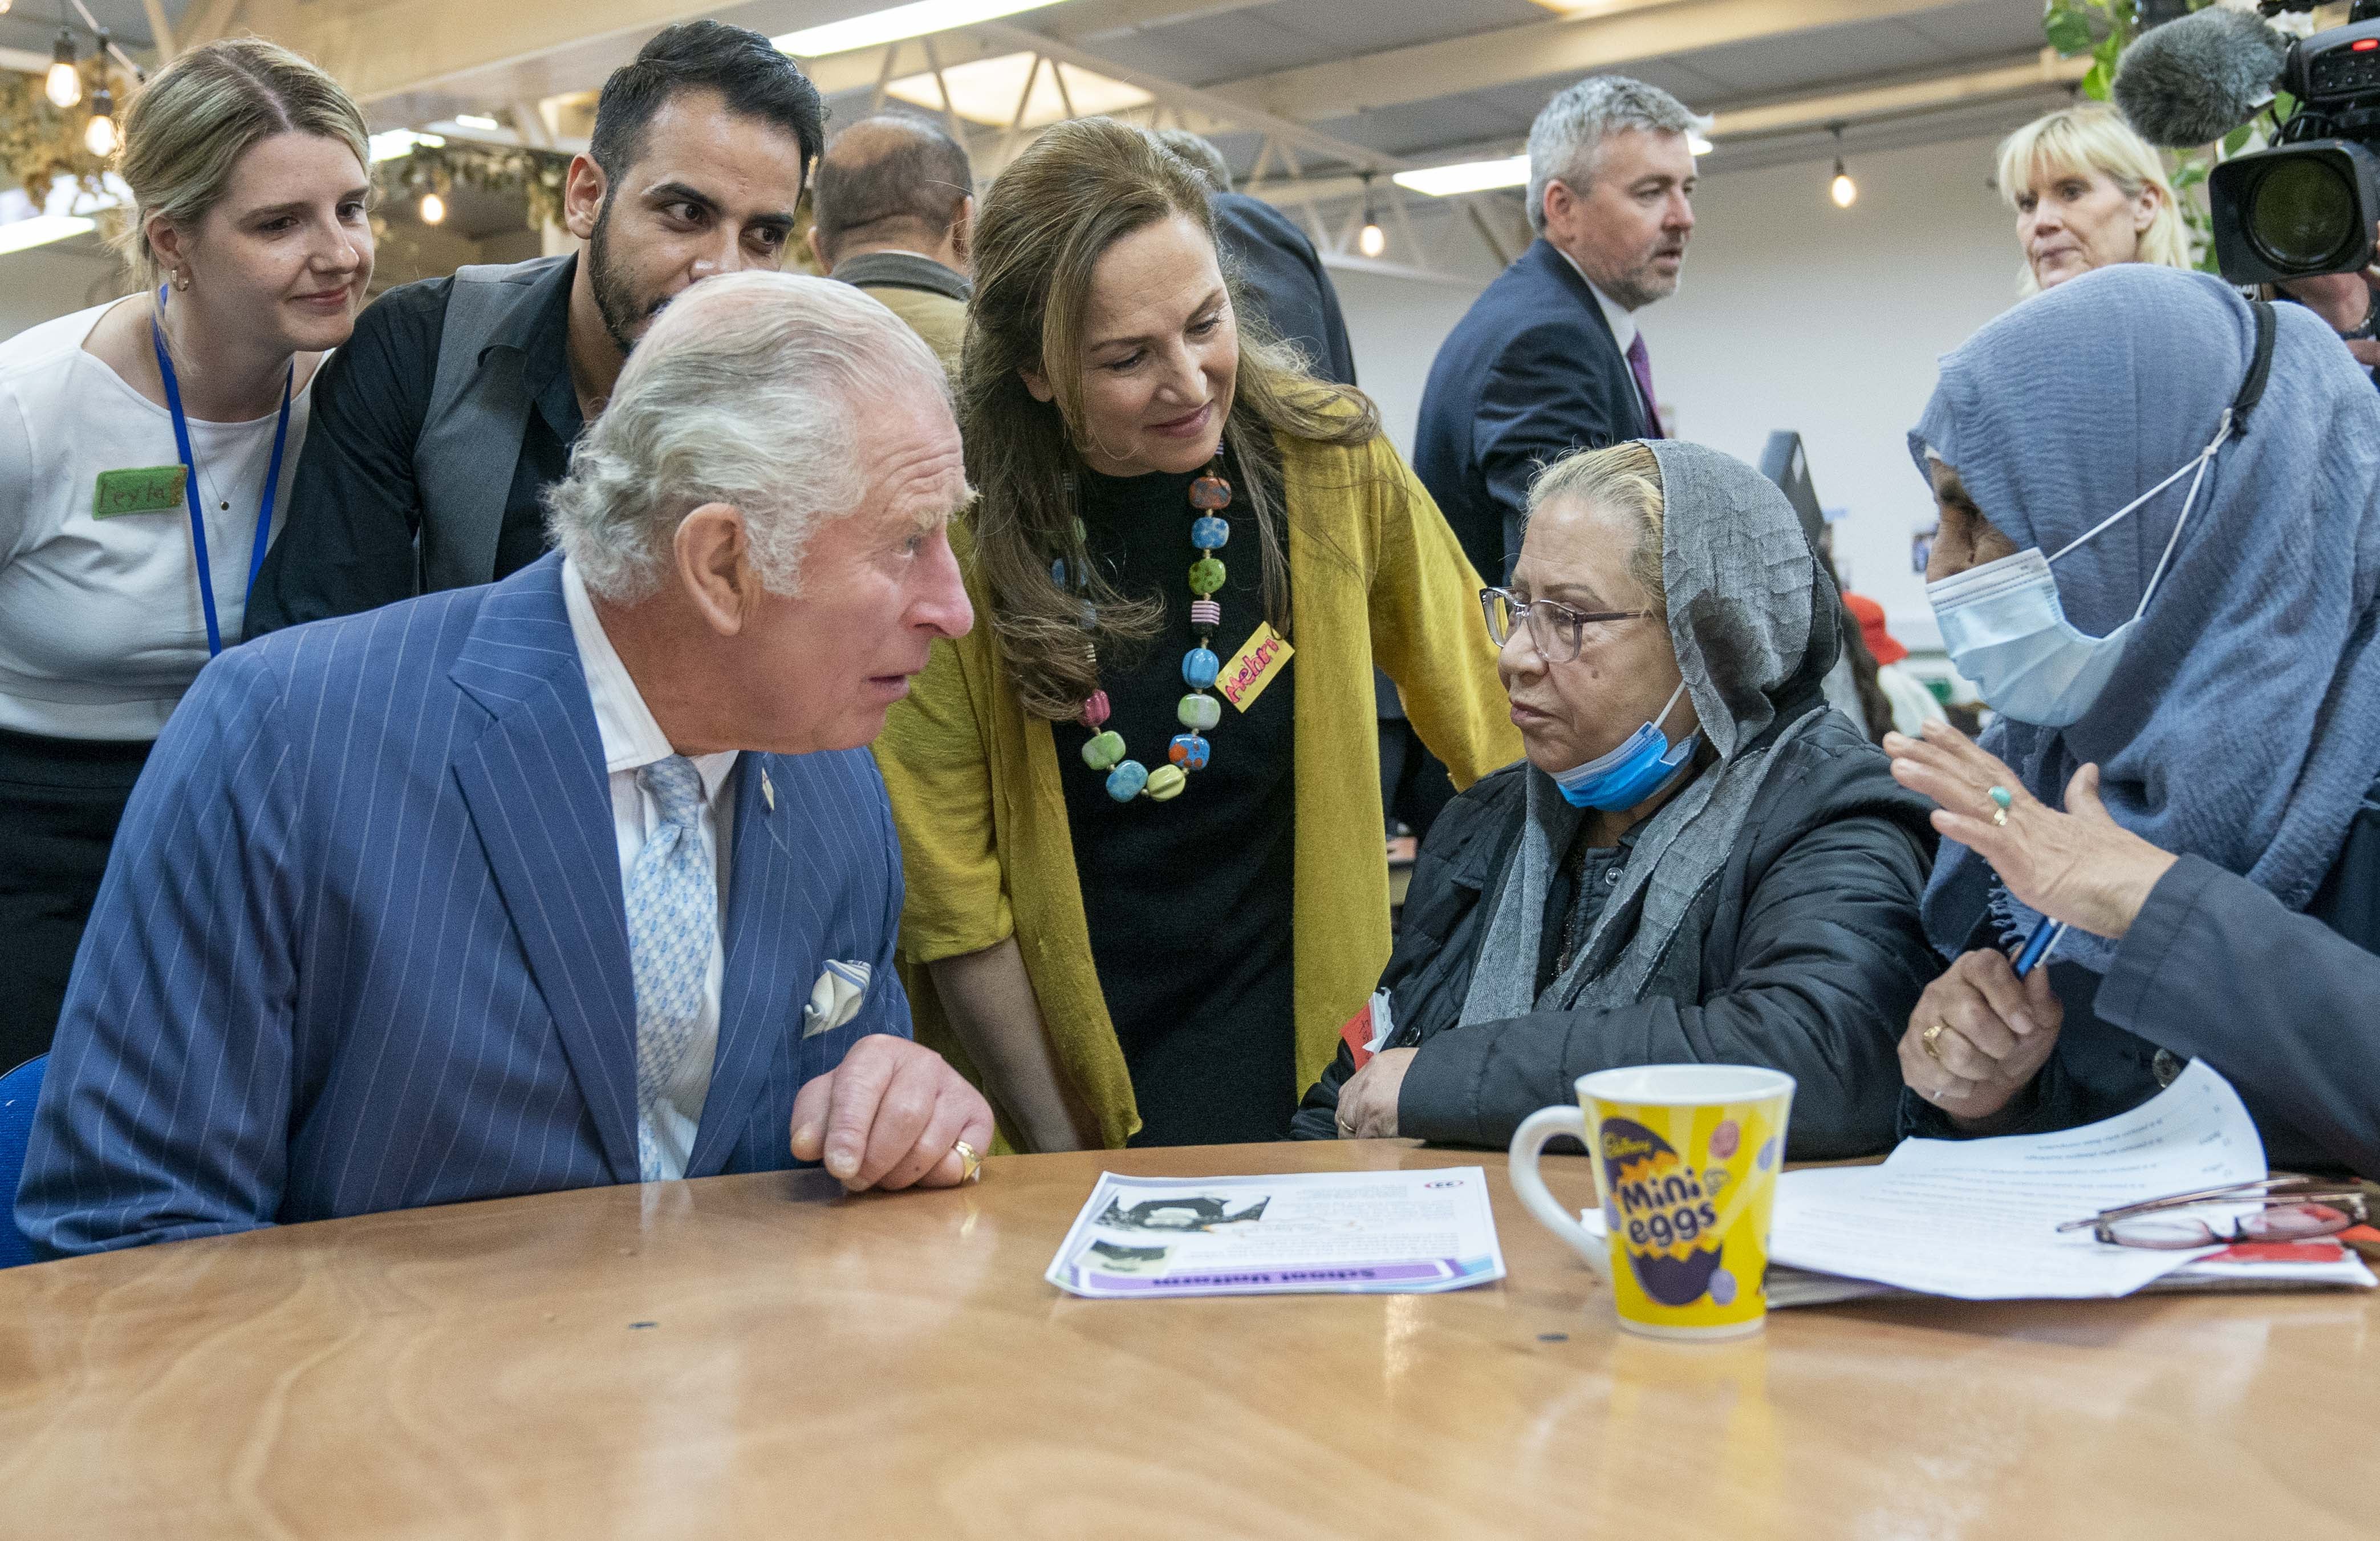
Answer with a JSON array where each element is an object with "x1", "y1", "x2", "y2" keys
[{"x1": 2058, "y1": 1174, "x2": 2370, "y2": 1250}]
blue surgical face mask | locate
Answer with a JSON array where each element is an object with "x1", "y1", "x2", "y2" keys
[
  {"x1": 1926, "y1": 410, "x2": 2235, "y2": 728},
  {"x1": 1552, "y1": 678, "x2": 1700, "y2": 810}
]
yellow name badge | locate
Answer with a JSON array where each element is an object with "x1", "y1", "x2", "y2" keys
[{"x1": 1218, "y1": 622, "x2": 1293, "y2": 713}]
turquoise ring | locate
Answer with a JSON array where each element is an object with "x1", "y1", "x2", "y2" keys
[{"x1": 1987, "y1": 785, "x2": 2013, "y2": 826}]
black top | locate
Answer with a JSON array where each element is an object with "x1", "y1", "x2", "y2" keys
[
  {"x1": 1900, "y1": 778, "x2": 2380, "y2": 1177},
  {"x1": 1291, "y1": 710, "x2": 1941, "y2": 1155},
  {"x1": 243, "y1": 258, "x2": 583, "y2": 638},
  {"x1": 1059, "y1": 455, "x2": 1298, "y2": 1147}
]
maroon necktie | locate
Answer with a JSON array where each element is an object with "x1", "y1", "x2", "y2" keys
[{"x1": 1625, "y1": 332, "x2": 1665, "y2": 439}]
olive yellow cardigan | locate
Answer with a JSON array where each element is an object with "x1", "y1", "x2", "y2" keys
[{"x1": 872, "y1": 427, "x2": 1521, "y2": 1148}]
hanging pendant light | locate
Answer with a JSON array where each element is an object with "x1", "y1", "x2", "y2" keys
[
  {"x1": 83, "y1": 83, "x2": 117, "y2": 156},
  {"x1": 1357, "y1": 171, "x2": 1386, "y2": 259},
  {"x1": 46, "y1": 27, "x2": 81, "y2": 109},
  {"x1": 419, "y1": 190, "x2": 448, "y2": 225},
  {"x1": 1828, "y1": 124, "x2": 1857, "y2": 209}
]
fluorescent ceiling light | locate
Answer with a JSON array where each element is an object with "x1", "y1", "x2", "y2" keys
[
  {"x1": 775, "y1": 1, "x2": 1064, "y2": 59},
  {"x1": 1688, "y1": 133, "x2": 1713, "y2": 155},
  {"x1": 885, "y1": 51, "x2": 1150, "y2": 127},
  {"x1": 0, "y1": 173, "x2": 127, "y2": 257},
  {"x1": 368, "y1": 129, "x2": 444, "y2": 164},
  {"x1": 454, "y1": 113, "x2": 501, "y2": 131},
  {"x1": 0, "y1": 213, "x2": 96, "y2": 256},
  {"x1": 1394, "y1": 154, "x2": 1528, "y2": 197}
]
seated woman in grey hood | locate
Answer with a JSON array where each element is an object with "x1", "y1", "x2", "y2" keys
[{"x1": 1294, "y1": 439, "x2": 1938, "y2": 1155}]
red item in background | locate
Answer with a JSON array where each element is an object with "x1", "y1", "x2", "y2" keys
[
  {"x1": 1340, "y1": 1009, "x2": 1375, "y2": 1071},
  {"x1": 2203, "y1": 1242, "x2": 2349, "y2": 1264},
  {"x1": 1845, "y1": 593, "x2": 1908, "y2": 665}
]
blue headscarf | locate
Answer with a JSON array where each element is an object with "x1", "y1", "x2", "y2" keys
[{"x1": 1910, "y1": 265, "x2": 2380, "y2": 970}]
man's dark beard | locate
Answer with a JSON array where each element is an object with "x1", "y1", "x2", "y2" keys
[{"x1": 586, "y1": 201, "x2": 662, "y2": 358}]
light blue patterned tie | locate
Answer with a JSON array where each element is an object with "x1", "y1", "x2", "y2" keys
[{"x1": 627, "y1": 755, "x2": 714, "y2": 1181}]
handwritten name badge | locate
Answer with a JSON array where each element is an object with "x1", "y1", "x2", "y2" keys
[
  {"x1": 93, "y1": 465, "x2": 188, "y2": 520},
  {"x1": 1219, "y1": 622, "x2": 1293, "y2": 713}
]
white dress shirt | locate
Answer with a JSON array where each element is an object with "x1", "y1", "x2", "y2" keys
[
  {"x1": 561, "y1": 556, "x2": 737, "y2": 1179},
  {"x1": 1551, "y1": 245, "x2": 1639, "y2": 352},
  {"x1": 1552, "y1": 245, "x2": 1664, "y2": 433}
]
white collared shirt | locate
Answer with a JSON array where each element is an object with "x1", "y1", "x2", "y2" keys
[
  {"x1": 1550, "y1": 244, "x2": 1640, "y2": 352},
  {"x1": 561, "y1": 556, "x2": 738, "y2": 1180}
]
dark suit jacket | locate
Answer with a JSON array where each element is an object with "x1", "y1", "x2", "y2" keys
[
  {"x1": 1212, "y1": 192, "x2": 1357, "y2": 387},
  {"x1": 19, "y1": 554, "x2": 912, "y2": 1255},
  {"x1": 1414, "y1": 238, "x2": 1650, "y2": 586}
]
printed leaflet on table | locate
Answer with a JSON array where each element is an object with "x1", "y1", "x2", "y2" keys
[{"x1": 1046, "y1": 1168, "x2": 1507, "y2": 1299}]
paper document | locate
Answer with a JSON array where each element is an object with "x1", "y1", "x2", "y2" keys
[
  {"x1": 1577, "y1": 1211, "x2": 2373, "y2": 1307},
  {"x1": 1045, "y1": 1169, "x2": 1506, "y2": 1299},
  {"x1": 1573, "y1": 1062, "x2": 2370, "y2": 1303},
  {"x1": 1766, "y1": 1060, "x2": 2271, "y2": 1299}
]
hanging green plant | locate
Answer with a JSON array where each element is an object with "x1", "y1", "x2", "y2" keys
[{"x1": 375, "y1": 139, "x2": 572, "y2": 231}]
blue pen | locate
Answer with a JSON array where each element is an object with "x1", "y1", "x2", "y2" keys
[{"x1": 2012, "y1": 917, "x2": 2068, "y2": 978}]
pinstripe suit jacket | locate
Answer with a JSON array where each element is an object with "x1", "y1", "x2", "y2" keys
[{"x1": 17, "y1": 554, "x2": 912, "y2": 1256}]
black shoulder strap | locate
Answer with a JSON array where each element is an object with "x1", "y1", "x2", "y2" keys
[{"x1": 2232, "y1": 299, "x2": 2277, "y2": 431}]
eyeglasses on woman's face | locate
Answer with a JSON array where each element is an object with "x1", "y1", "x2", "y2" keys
[{"x1": 1480, "y1": 587, "x2": 1658, "y2": 664}]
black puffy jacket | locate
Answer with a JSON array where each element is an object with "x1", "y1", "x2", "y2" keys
[{"x1": 1292, "y1": 708, "x2": 1939, "y2": 1157}]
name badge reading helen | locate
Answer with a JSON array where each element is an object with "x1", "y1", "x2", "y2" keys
[
  {"x1": 1220, "y1": 622, "x2": 1293, "y2": 712},
  {"x1": 93, "y1": 466, "x2": 189, "y2": 520}
]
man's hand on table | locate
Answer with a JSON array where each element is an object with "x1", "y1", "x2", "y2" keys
[
  {"x1": 1337, "y1": 1047, "x2": 1416, "y2": 1139},
  {"x1": 789, "y1": 1035, "x2": 995, "y2": 1191}
]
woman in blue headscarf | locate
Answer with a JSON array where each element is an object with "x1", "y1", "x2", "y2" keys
[{"x1": 1887, "y1": 264, "x2": 2380, "y2": 1177}]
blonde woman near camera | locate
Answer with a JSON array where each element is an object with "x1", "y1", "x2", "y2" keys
[{"x1": 1998, "y1": 104, "x2": 2191, "y2": 295}]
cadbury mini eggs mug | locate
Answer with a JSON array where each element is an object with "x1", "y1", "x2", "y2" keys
[{"x1": 1509, "y1": 1065, "x2": 1796, "y2": 1340}]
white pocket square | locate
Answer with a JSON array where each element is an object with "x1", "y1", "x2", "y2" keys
[{"x1": 802, "y1": 960, "x2": 871, "y2": 1038}]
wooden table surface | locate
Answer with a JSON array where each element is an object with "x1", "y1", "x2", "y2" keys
[{"x1": 5, "y1": 1139, "x2": 2375, "y2": 1539}]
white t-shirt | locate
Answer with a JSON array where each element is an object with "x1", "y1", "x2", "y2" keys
[{"x1": 0, "y1": 298, "x2": 318, "y2": 740}]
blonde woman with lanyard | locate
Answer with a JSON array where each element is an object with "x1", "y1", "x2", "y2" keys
[{"x1": 0, "y1": 39, "x2": 372, "y2": 1069}]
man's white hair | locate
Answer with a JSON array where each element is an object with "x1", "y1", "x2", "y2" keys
[
  {"x1": 546, "y1": 270, "x2": 952, "y2": 602},
  {"x1": 1525, "y1": 75, "x2": 1706, "y2": 236}
]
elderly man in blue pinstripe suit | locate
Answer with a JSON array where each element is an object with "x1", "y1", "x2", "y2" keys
[{"x1": 18, "y1": 272, "x2": 992, "y2": 1256}]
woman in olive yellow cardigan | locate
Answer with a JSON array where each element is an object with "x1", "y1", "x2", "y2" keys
[{"x1": 874, "y1": 119, "x2": 1518, "y2": 1150}]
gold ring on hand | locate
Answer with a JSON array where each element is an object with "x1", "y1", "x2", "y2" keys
[
  {"x1": 952, "y1": 1139, "x2": 984, "y2": 1185},
  {"x1": 1922, "y1": 1021, "x2": 1948, "y2": 1062}
]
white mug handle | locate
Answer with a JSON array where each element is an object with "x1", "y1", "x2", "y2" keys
[{"x1": 1507, "y1": 1105, "x2": 1609, "y2": 1277}]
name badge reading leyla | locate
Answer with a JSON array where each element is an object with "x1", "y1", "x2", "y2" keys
[
  {"x1": 1219, "y1": 622, "x2": 1293, "y2": 712},
  {"x1": 93, "y1": 466, "x2": 188, "y2": 519}
]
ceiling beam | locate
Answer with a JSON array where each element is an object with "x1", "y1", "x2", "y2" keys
[
  {"x1": 1206, "y1": 0, "x2": 1963, "y2": 125},
  {"x1": 1241, "y1": 51, "x2": 2087, "y2": 209},
  {"x1": 1038, "y1": 0, "x2": 1275, "y2": 45},
  {"x1": 1709, "y1": 48, "x2": 2085, "y2": 140},
  {"x1": 262, "y1": 0, "x2": 1280, "y2": 107},
  {"x1": 968, "y1": 19, "x2": 1409, "y2": 172},
  {"x1": 233, "y1": 0, "x2": 718, "y2": 103},
  {"x1": 800, "y1": 1, "x2": 1277, "y2": 101}
]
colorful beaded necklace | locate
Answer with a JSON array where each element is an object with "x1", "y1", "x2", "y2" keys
[{"x1": 1062, "y1": 453, "x2": 1234, "y2": 804}]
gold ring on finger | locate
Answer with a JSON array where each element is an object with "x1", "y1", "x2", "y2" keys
[
  {"x1": 1987, "y1": 785, "x2": 2013, "y2": 827},
  {"x1": 952, "y1": 1138, "x2": 984, "y2": 1185},
  {"x1": 1922, "y1": 1021, "x2": 1948, "y2": 1062}
]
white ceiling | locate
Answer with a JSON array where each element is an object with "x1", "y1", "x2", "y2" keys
[{"x1": 6, "y1": 0, "x2": 2077, "y2": 274}]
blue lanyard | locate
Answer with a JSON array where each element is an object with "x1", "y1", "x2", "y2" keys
[{"x1": 150, "y1": 286, "x2": 291, "y2": 657}]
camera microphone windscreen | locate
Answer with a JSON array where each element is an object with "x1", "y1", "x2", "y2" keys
[{"x1": 2113, "y1": 5, "x2": 2292, "y2": 148}]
